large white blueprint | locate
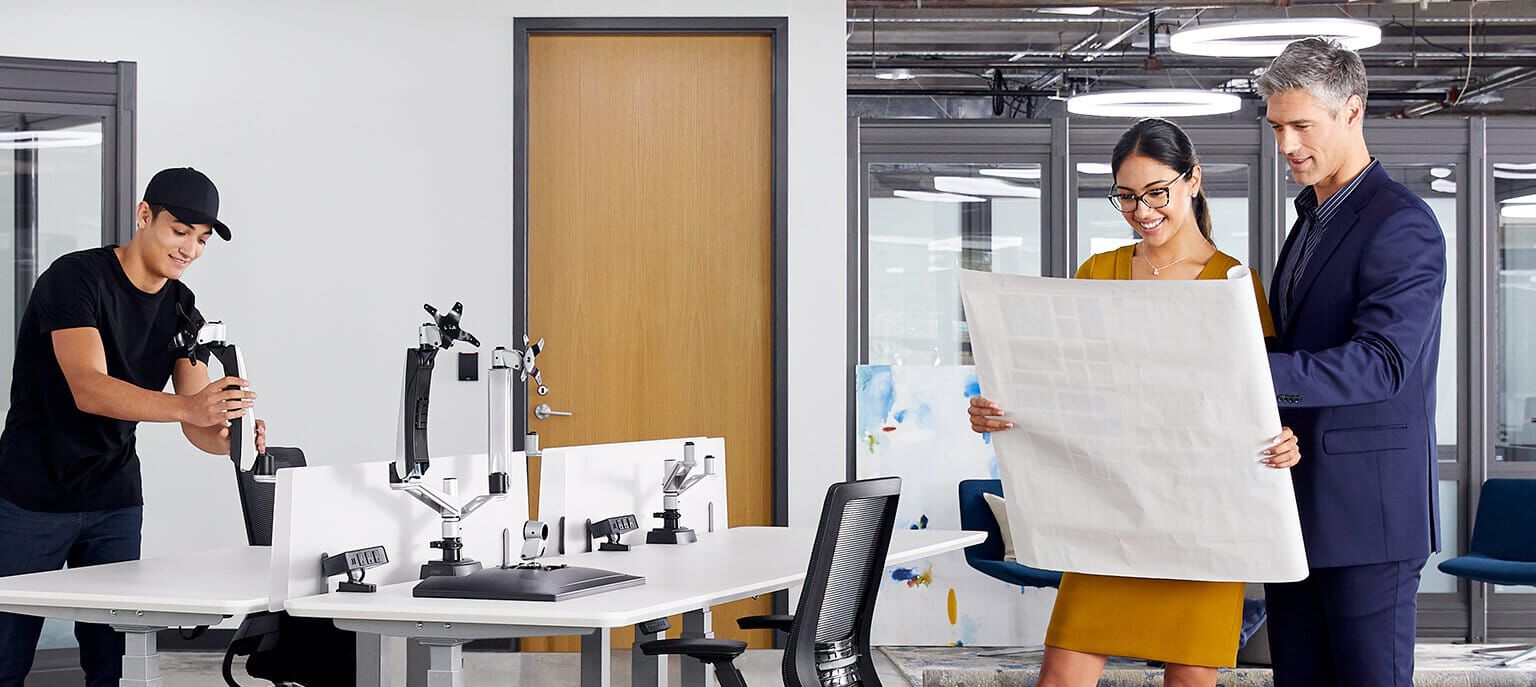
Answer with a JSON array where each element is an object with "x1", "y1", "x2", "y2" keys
[{"x1": 958, "y1": 267, "x2": 1307, "y2": 583}]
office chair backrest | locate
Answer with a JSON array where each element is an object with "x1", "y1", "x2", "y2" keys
[
  {"x1": 1471, "y1": 478, "x2": 1536, "y2": 563},
  {"x1": 234, "y1": 447, "x2": 307, "y2": 546},
  {"x1": 957, "y1": 479, "x2": 1005, "y2": 566},
  {"x1": 783, "y1": 476, "x2": 901, "y2": 687}
]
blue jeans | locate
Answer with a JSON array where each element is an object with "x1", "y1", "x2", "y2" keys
[{"x1": 0, "y1": 496, "x2": 142, "y2": 687}]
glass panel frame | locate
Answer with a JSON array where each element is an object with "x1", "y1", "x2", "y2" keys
[
  {"x1": 1484, "y1": 143, "x2": 1536, "y2": 638},
  {"x1": 0, "y1": 55, "x2": 136, "y2": 656}
]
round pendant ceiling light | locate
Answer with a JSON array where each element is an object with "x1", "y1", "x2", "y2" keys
[
  {"x1": 1066, "y1": 89, "x2": 1242, "y2": 118},
  {"x1": 1170, "y1": 18, "x2": 1381, "y2": 58}
]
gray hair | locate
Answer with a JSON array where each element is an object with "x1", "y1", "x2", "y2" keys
[{"x1": 1256, "y1": 37, "x2": 1368, "y2": 113}]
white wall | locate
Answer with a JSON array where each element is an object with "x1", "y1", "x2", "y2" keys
[{"x1": 0, "y1": 0, "x2": 846, "y2": 558}]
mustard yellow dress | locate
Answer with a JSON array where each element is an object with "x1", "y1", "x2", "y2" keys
[{"x1": 1044, "y1": 244, "x2": 1276, "y2": 668}]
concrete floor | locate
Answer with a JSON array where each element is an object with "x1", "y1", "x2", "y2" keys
[{"x1": 160, "y1": 648, "x2": 912, "y2": 686}]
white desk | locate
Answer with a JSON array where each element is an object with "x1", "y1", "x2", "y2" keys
[
  {"x1": 286, "y1": 527, "x2": 984, "y2": 687},
  {"x1": 0, "y1": 546, "x2": 269, "y2": 687}
]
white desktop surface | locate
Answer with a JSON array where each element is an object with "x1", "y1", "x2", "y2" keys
[
  {"x1": 0, "y1": 546, "x2": 269, "y2": 618},
  {"x1": 284, "y1": 527, "x2": 983, "y2": 628}
]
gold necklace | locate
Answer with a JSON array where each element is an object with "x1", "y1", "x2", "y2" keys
[{"x1": 1138, "y1": 250, "x2": 1190, "y2": 276}]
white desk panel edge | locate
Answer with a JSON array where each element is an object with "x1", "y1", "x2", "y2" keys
[
  {"x1": 0, "y1": 546, "x2": 270, "y2": 617},
  {"x1": 283, "y1": 528, "x2": 983, "y2": 628}
]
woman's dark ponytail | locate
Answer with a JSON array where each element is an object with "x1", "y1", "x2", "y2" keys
[{"x1": 1192, "y1": 188, "x2": 1213, "y2": 242}]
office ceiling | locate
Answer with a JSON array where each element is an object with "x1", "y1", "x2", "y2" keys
[{"x1": 847, "y1": 1, "x2": 1536, "y2": 118}]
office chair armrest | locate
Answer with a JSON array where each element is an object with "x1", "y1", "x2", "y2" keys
[
  {"x1": 736, "y1": 614, "x2": 795, "y2": 633},
  {"x1": 639, "y1": 638, "x2": 748, "y2": 662}
]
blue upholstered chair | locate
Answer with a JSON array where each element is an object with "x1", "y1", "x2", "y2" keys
[
  {"x1": 958, "y1": 479, "x2": 1062, "y2": 589},
  {"x1": 1438, "y1": 478, "x2": 1536, "y2": 666}
]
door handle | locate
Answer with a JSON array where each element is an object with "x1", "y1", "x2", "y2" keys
[{"x1": 534, "y1": 403, "x2": 573, "y2": 421}]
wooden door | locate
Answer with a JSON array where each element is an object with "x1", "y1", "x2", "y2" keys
[{"x1": 522, "y1": 32, "x2": 776, "y2": 652}]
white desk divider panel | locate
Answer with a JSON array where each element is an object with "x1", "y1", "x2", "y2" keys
[
  {"x1": 539, "y1": 437, "x2": 728, "y2": 557},
  {"x1": 268, "y1": 453, "x2": 529, "y2": 611}
]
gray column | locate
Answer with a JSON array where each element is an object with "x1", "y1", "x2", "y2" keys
[
  {"x1": 632, "y1": 622, "x2": 669, "y2": 687},
  {"x1": 580, "y1": 628, "x2": 612, "y2": 687},
  {"x1": 407, "y1": 638, "x2": 429, "y2": 687},
  {"x1": 418, "y1": 639, "x2": 467, "y2": 687},
  {"x1": 356, "y1": 632, "x2": 393, "y2": 687},
  {"x1": 681, "y1": 609, "x2": 715, "y2": 687},
  {"x1": 112, "y1": 626, "x2": 162, "y2": 687}
]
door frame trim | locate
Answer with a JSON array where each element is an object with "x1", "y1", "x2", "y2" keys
[{"x1": 512, "y1": 17, "x2": 791, "y2": 528}]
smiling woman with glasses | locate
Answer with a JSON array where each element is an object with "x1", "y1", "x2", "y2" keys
[
  {"x1": 968, "y1": 117, "x2": 1298, "y2": 687},
  {"x1": 1108, "y1": 169, "x2": 1189, "y2": 214}
]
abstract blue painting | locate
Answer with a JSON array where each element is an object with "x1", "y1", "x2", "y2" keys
[{"x1": 857, "y1": 364, "x2": 1055, "y2": 647}]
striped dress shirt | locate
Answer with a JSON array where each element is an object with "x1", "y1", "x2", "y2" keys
[{"x1": 1276, "y1": 158, "x2": 1381, "y2": 329}]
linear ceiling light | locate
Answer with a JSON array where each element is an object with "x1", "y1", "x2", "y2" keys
[
  {"x1": 1067, "y1": 89, "x2": 1242, "y2": 118},
  {"x1": 1077, "y1": 163, "x2": 1113, "y2": 175},
  {"x1": 893, "y1": 190, "x2": 986, "y2": 203},
  {"x1": 1494, "y1": 163, "x2": 1536, "y2": 180},
  {"x1": 978, "y1": 167, "x2": 1042, "y2": 181},
  {"x1": 0, "y1": 130, "x2": 103, "y2": 150},
  {"x1": 874, "y1": 68, "x2": 916, "y2": 81},
  {"x1": 1037, "y1": 7, "x2": 1101, "y2": 16},
  {"x1": 1501, "y1": 204, "x2": 1536, "y2": 220},
  {"x1": 935, "y1": 176, "x2": 1041, "y2": 197},
  {"x1": 1170, "y1": 18, "x2": 1381, "y2": 58}
]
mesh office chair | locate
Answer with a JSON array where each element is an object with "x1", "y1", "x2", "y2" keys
[
  {"x1": 222, "y1": 447, "x2": 356, "y2": 687},
  {"x1": 640, "y1": 476, "x2": 902, "y2": 687}
]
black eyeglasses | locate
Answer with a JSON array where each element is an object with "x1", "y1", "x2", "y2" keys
[{"x1": 1107, "y1": 170, "x2": 1189, "y2": 213}]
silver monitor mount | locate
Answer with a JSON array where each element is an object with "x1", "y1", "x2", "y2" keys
[
  {"x1": 646, "y1": 442, "x2": 718, "y2": 545},
  {"x1": 172, "y1": 305, "x2": 276, "y2": 484},
  {"x1": 388, "y1": 302, "x2": 519, "y2": 579}
]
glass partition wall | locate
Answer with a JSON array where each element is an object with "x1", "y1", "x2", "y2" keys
[{"x1": 851, "y1": 116, "x2": 1536, "y2": 642}]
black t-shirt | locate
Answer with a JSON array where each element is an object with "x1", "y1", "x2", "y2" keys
[{"x1": 0, "y1": 247, "x2": 201, "y2": 513}]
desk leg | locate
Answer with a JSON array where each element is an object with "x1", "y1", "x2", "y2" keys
[
  {"x1": 681, "y1": 609, "x2": 715, "y2": 687},
  {"x1": 110, "y1": 625, "x2": 162, "y2": 687},
  {"x1": 357, "y1": 632, "x2": 392, "y2": 687},
  {"x1": 417, "y1": 638, "x2": 468, "y2": 687},
  {"x1": 407, "y1": 638, "x2": 428, "y2": 687},
  {"x1": 632, "y1": 622, "x2": 668, "y2": 687},
  {"x1": 580, "y1": 628, "x2": 611, "y2": 687}
]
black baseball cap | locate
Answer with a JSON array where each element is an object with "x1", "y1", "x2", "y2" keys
[{"x1": 143, "y1": 167, "x2": 231, "y2": 240}]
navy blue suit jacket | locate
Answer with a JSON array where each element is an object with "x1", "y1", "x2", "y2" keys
[{"x1": 1268, "y1": 162, "x2": 1446, "y2": 569}]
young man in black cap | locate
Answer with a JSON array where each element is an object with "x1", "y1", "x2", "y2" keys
[{"x1": 0, "y1": 167, "x2": 265, "y2": 685}]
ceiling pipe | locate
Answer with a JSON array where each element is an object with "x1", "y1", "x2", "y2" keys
[
  {"x1": 1401, "y1": 67, "x2": 1536, "y2": 117},
  {"x1": 849, "y1": 87, "x2": 1060, "y2": 97},
  {"x1": 849, "y1": 0, "x2": 1339, "y2": 7},
  {"x1": 1085, "y1": 12, "x2": 1156, "y2": 62},
  {"x1": 849, "y1": 86, "x2": 1444, "y2": 102},
  {"x1": 850, "y1": 56, "x2": 1536, "y2": 71},
  {"x1": 844, "y1": 14, "x2": 1536, "y2": 26}
]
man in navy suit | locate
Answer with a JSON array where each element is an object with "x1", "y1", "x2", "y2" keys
[{"x1": 1258, "y1": 38, "x2": 1447, "y2": 687}]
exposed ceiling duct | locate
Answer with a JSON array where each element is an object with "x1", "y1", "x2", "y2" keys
[{"x1": 847, "y1": 1, "x2": 1536, "y2": 117}]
